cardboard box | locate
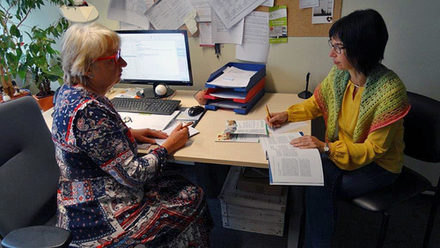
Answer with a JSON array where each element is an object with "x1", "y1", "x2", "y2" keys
[{"x1": 218, "y1": 167, "x2": 288, "y2": 236}]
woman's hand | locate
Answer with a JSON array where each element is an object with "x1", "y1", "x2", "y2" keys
[
  {"x1": 266, "y1": 111, "x2": 288, "y2": 128},
  {"x1": 131, "y1": 128, "x2": 168, "y2": 144},
  {"x1": 290, "y1": 135, "x2": 326, "y2": 152},
  {"x1": 161, "y1": 123, "x2": 189, "y2": 154}
]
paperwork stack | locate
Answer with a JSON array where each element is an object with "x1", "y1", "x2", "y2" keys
[
  {"x1": 204, "y1": 62, "x2": 265, "y2": 115},
  {"x1": 218, "y1": 167, "x2": 287, "y2": 236}
]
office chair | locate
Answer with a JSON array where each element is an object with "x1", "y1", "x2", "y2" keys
[
  {"x1": 350, "y1": 91, "x2": 440, "y2": 248},
  {"x1": 0, "y1": 96, "x2": 71, "y2": 247}
]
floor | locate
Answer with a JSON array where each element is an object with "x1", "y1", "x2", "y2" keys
[{"x1": 170, "y1": 163, "x2": 440, "y2": 248}]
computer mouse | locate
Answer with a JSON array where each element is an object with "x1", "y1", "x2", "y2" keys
[{"x1": 188, "y1": 106, "x2": 204, "y2": 116}]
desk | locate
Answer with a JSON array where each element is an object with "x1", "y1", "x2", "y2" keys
[
  {"x1": 44, "y1": 89, "x2": 310, "y2": 168},
  {"x1": 43, "y1": 89, "x2": 310, "y2": 248}
]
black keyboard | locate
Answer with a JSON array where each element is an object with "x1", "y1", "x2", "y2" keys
[{"x1": 111, "y1": 97, "x2": 181, "y2": 115}]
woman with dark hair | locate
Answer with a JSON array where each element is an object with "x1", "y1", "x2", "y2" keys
[{"x1": 266, "y1": 9, "x2": 410, "y2": 247}]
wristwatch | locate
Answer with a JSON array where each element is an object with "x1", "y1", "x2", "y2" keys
[{"x1": 323, "y1": 143, "x2": 330, "y2": 154}]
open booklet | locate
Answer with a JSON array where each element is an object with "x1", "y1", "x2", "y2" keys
[
  {"x1": 215, "y1": 120, "x2": 268, "y2": 143},
  {"x1": 260, "y1": 132, "x2": 324, "y2": 186}
]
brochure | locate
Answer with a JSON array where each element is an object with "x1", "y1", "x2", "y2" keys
[{"x1": 215, "y1": 120, "x2": 268, "y2": 143}]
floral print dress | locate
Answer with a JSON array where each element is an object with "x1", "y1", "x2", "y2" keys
[{"x1": 52, "y1": 84, "x2": 211, "y2": 247}]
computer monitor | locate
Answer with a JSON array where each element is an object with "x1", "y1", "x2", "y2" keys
[{"x1": 116, "y1": 30, "x2": 193, "y2": 98}]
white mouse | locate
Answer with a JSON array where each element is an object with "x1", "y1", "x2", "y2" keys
[{"x1": 155, "y1": 84, "x2": 168, "y2": 96}]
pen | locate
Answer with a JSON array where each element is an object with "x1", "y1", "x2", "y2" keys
[
  {"x1": 265, "y1": 105, "x2": 272, "y2": 118},
  {"x1": 182, "y1": 122, "x2": 193, "y2": 128}
]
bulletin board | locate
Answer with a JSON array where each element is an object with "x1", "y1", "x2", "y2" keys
[{"x1": 257, "y1": 0, "x2": 343, "y2": 37}]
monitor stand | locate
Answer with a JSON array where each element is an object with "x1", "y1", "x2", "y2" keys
[{"x1": 136, "y1": 84, "x2": 174, "y2": 99}]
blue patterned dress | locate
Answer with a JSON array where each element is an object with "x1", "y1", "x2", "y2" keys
[{"x1": 52, "y1": 84, "x2": 211, "y2": 247}]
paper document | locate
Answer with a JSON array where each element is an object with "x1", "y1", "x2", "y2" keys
[
  {"x1": 269, "y1": 5, "x2": 288, "y2": 43},
  {"x1": 268, "y1": 121, "x2": 308, "y2": 134},
  {"x1": 145, "y1": 0, "x2": 195, "y2": 30},
  {"x1": 300, "y1": 0, "x2": 319, "y2": 9},
  {"x1": 119, "y1": 111, "x2": 179, "y2": 131},
  {"x1": 261, "y1": 0, "x2": 274, "y2": 7},
  {"x1": 189, "y1": 0, "x2": 211, "y2": 22},
  {"x1": 156, "y1": 121, "x2": 199, "y2": 146},
  {"x1": 216, "y1": 120, "x2": 268, "y2": 143},
  {"x1": 260, "y1": 132, "x2": 324, "y2": 186},
  {"x1": 236, "y1": 11, "x2": 270, "y2": 63},
  {"x1": 207, "y1": 66, "x2": 256, "y2": 88},
  {"x1": 108, "y1": 0, "x2": 153, "y2": 29},
  {"x1": 209, "y1": 90, "x2": 246, "y2": 100},
  {"x1": 208, "y1": 0, "x2": 266, "y2": 29},
  {"x1": 199, "y1": 22, "x2": 215, "y2": 46},
  {"x1": 312, "y1": 0, "x2": 334, "y2": 24},
  {"x1": 211, "y1": 11, "x2": 244, "y2": 45}
]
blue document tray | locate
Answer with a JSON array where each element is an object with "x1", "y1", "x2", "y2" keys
[
  {"x1": 205, "y1": 88, "x2": 265, "y2": 115},
  {"x1": 205, "y1": 62, "x2": 266, "y2": 92}
]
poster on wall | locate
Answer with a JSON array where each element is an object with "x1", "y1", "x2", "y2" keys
[{"x1": 312, "y1": 0, "x2": 334, "y2": 24}]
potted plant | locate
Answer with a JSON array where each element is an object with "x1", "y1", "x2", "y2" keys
[{"x1": 0, "y1": 0, "x2": 70, "y2": 108}]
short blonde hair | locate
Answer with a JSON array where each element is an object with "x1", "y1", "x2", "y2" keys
[{"x1": 61, "y1": 23, "x2": 120, "y2": 85}]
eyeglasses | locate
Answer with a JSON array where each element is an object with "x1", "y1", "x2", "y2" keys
[
  {"x1": 328, "y1": 40, "x2": 345, "y2": 54},
  {"x1": 95, "y1": 49, "x2": 121, "y2": 63}
]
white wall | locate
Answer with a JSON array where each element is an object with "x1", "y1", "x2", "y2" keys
[
  {"x1": 88, "y1": 0, "x2": 440, "y2": 101},
  {"x1": 33, "y1": 0, "x2": 440, "y2": 184}
]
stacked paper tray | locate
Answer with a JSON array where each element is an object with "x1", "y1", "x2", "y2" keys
[
  {"x1": 205, "y1": 62, "x2": 266, "y2": 91},
  {"x1": 204, "y1": 62, "x2": 266, "y2": 114},
  {"x1": 218, "y1": 167, "x2": 288, "y2": 236}
]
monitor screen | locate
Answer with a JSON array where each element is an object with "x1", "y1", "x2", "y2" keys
[{"x1": 116, "y1": 30, "x2": 193, "y2": 97}]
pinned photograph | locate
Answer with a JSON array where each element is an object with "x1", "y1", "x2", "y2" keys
[{"x1": 312, "y1": 0, "x2": 334, "y2": 24}]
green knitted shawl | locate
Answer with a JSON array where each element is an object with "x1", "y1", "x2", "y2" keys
[{"x1": 314, "y1": 64, "x2": 410, "y2": 143}]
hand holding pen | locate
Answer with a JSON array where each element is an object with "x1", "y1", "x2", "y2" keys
[
  {"x1": 265, "y1": 105, "x2": 289, "y2": 128},
  {"x1": 162, "y1": 122, "x2": 192, "y2": 154}
]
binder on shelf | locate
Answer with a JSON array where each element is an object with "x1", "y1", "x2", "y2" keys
[
  {"x1": 205, "y1": 88, "x2": 265, "y2": 115},
  {"x1": 205, "y1": 62, "x2": 266, "y2": 92},
  {"x1": 203, "y1": 77, "x2": 265, "y2": 103}
]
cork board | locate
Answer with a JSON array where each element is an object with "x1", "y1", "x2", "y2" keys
[{"x1": 257, "y1": 0, "x2": 342, "y2": 37}]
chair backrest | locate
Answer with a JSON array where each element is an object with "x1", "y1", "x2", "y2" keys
[
  {"x1": 404, "y1": 92, "x2": 440, "y2": 163},
  {"x1": 0, "y1": 96, "x2": 59, "y2": 237}
]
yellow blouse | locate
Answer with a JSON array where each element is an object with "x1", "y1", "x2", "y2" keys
[{"x1": 287, "y1": 80, "x2": 404, "y2": 173}]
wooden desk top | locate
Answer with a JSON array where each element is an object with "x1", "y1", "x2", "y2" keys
[{"x1": 43, "y1": 89, "x2": 310, "y2": 169}]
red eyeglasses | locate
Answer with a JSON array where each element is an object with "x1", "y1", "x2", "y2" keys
[{"x1": 95, "y1": 49, "x2": 121, "y2": 63}]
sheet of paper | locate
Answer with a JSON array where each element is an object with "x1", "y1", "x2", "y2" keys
[
  {"x1": 189, "y1": 0, "x2": 211, "y2": 22},
  {"x1": 236, "y1": 11, "x2": 270, "y2": 63},
  {"x1": 208, "y1": 91, "x2": 246, "y2": 100},
  {"x1": 145, "y1": 0, "x2": 195, "y2": 30},
  {"x1": 155, "y1": 121, "x2": 199, "y2": 146},
  {"x1": 269, "y1": 5, "x2": 288, "y2": 44},
  {"x1": 208, "y1": 100, "x2": 246, "y2": 109},
  {"x1": 211, "y1": 10, "x2": 244, "y2": 44},
  {"x1": 199, "y1": 22, "x2": 215, "y2": 47},
  {"x1": 312, "y1": 0, "x2": 334, "y2": 24},
  {"x1": 261, "y1": 0, "x2": 274, "y2": 7},
  {"x1": 108, "y1": 0, "x2": 153, "y2": 29},
  {"x1": 268, "y1": 121, "x2": 308, "y2": 134},
  {"x1": 208, "y1": 0, "x2": 266, "y2": 29},
  {"x1": 225, "y1": 120, "x2": 268, "y2": 135},
  {"x1": 300, "y1": 0, "x2": 319, "y2": 9},
  {"x1": 260, "y1": 133, "x2": 324, "y2": 186},
  {"x1": 215, "y1": 133, "x2": 261, "y2": 143},
  {"x1": 206, "y1": 66, "x2": 256, "y2": 88},
  {"x1": 119, "y1": 21, "x2": 145, "y2": 30},
  {"x1": 118, "y1": 111, "x2": 179, "y2": 131}
]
